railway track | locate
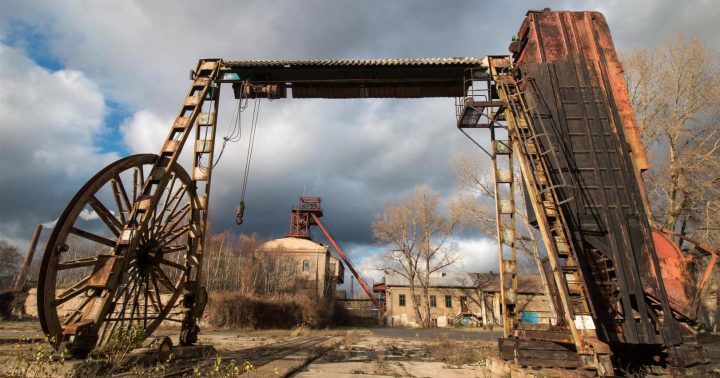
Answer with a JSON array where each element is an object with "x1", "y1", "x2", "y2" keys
[{"x1": 123, "y1": 335, "x2": 334, "y2": 377}]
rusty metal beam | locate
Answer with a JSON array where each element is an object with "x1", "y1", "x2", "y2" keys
[{"x1": 311, "y1": 213, "x2": 385, "y2": 315}]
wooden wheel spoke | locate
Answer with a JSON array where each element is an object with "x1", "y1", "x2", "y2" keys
[
  {"x1": 111, "y1": 175, "x2": 132, "y2": 224},
  {"x1": 102, "y1": 274, "x2": 140, "y2": 344},
  {"x1": 159, "y1": 225, "x2": 191, "y2": 247},
  {"x1": 55, "y1": 284, "x2": 89, "y2": 306},
  {"x1": 57, "y1": 256, "x2": 99, "y2": 270},
  {"x1": 129, "y1": 275, "x2": 143, "y2": 328},
  {"x1": 147, "y1": 285, "x2": 162, "y2": 313},
  {"x1": 70, "y1": 227, "x2": 116, "y2": 247},
  {"x1": 63, "y1": 294, "x2": 94, "y2": 326},
  {"x1": 159, "y1": 258, "x2": 186, "y2": 271},
  {"x1": 161, "y1": 245, "x2": 188, "y2": 254},
  {"x1": 88, "y1": 196, "x2": 122, "y2": 236},
  {"x1": 137, "y1": 165, "x2": 145, "y2": 193},
  {"x1": 158, "y1": 202, "x2": 191, "y2": 239},
  {"x1": 157, "y1": 188, "x2": 188, "y2": 235},
  {"x1": 144, "y1": 274, "x2": 150, "y2": 328},
  {"x1": 149, "y1": 271, "x2": 164, "y2": 311},
  {"x1": 153, "y1": 267, "x2": 176, "y2": 292},
  {"x1": 153, "y1": 176, "x2": 178, "y2": 233},
  {"x1": 132, "y1": 168, "x2": 140, "y2": 203}
]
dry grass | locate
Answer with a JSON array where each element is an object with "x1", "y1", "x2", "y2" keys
[
  {"x1": 425, "y1": 336, "x2": 495, "y2": 366},
  {"x1": 204, "y1": 291, "x2": 335, "y2": 329}
]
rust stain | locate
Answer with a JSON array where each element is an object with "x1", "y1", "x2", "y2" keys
[
  {"x1": 510, "y1": 9, "x2": 649, "y2": 171},
  {"x1": 647, "y1": 231, "x2": 694, "y2": 316}
]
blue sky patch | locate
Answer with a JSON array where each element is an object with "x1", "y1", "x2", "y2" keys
[
  {"x1": 98, "y1": 100, "x2": 131, "y2": 155},
  {"x1": 2, "y1": 20, "x2": 64, "y2": 72}
]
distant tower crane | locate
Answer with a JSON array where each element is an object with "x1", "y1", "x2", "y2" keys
[{"x1": 287, "y1": 196, "x2": 385, "y2": 314}]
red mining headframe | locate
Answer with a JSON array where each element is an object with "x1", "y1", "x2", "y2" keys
[{"x1": 287, "y1": 197, "x2": 385, "y2": 314}]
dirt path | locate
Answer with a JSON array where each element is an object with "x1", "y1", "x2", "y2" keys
[{"x1": 0, "y1": 320, "x2": 508, "y2": 377}]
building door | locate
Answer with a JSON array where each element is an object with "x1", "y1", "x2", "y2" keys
[{"x1": 460, "y1": 296, "x2": 469, "y2": 313}]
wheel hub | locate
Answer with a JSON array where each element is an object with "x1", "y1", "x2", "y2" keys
[{"x1": 136, "y1": 240, "x2": 162, "y2": 276}]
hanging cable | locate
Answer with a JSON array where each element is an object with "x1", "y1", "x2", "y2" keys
[
  {"x1": 236, "y1": 95, "x2": 262, "y2": 225},
  {"x1": 209, "y1": 98, "x2": 242, "y2": 169}
]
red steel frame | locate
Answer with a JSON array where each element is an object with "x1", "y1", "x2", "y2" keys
[{"x1": 287, "y1": 197, "x2": 385, "y2": 314}]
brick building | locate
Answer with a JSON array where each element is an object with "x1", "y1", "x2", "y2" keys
[
  {"x1": 382, "y1": 272, "x2": 552, "y2": 327},
  {"x1": 256, "y1": 237, "x2": 344, "y2": 301}
]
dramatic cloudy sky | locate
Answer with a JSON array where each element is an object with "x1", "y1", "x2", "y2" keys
[{"x1": 1, "y1": 1, "x2": 718, "y2": 285}]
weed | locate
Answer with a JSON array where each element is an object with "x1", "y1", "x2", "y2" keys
[
  {"x1": 342, "y1": 330, "x2": 360, "y2": 349},
  {"x1": 0, "y1": 335, "x2": 67, "y2": 377},
  {"x1": 191, "y1": 356, "x2": 256, "y2": 377},
  {"x1": 290, "y1": 324, "x2": 311, "y2": 338},
  {"x1": 425, "y1": 336, "x2": 489, "y2": 366}
]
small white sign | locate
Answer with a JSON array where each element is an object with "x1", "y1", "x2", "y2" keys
[{"x1": 574, "y1": 315, "x2": 596, "y2": 330}]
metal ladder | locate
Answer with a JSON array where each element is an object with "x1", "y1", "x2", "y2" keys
[
  {"x1": 488, "y1": 91, "x2": 519, "y2": 337},
  {"x1": 112, "y1": 59, "x2": 220, "y2": 344},
  {"x1": 454, "y1": 59, "x2": 520, "y2": 336},
  {"x1": 489, "y1": 57, "x2": 612, "y2": 373}
]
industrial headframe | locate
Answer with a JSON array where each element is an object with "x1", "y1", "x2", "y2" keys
[{"x1": 36, "y1": 8, "x2": 717, "y2": 375}]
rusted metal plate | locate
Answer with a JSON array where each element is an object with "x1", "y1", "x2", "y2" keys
[
  {"x1": 87, "y1": 255, "x2": 117, "y2": 289},
  {"x1": 510, "y1": 9, "x2": 681, "y2": 347},
  {"x1": 647, "y1": 231, "x2": 695, "y2": 317},
  {"x1": 510, "y1": 9, "x2": 648, "y2": 171}
]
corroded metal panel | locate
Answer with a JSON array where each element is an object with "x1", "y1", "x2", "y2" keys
[
  {"x1": 510, "y1": 9, "x2": 680, "y2": 347},
  {"x1": 510, "y1": 9, "x2": 648, "y2": 171}
]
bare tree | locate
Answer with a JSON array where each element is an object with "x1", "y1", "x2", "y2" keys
[
  {"x1": 0, "y1": 240, "x2": 21, "y2": 278},
  {"x1": 622, "y1": 34, "x2": 720, "y2": 246},
  {"x1": 372, "y1": 185, "x2": 459, "y2": 327},
  {"x1": 623, "y1": 35, "x2": 720, "y2": 330}
]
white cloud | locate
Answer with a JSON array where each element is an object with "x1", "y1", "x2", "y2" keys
[
  {"x1": 347, "y1": 236, "x2": 498, "y2": 294},
  {"x1": 0, "y1": 43, "x2": 118, "y2": 243},
  {"x1": 120, "y1": 110, "x2": 172, "y2": 154},
  {"x1": 452, "y1": 237, "x2": 498, "y2": 273}
]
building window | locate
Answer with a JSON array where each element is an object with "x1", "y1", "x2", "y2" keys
[
  {"x1": 302, "y1": 260, "x2": 310, "y2": 272},
  {"x1": 445, "y1": 295, "x2": 452, "y2": 308},
  {"x1": 413, "y1": 295, "x2": 421, "y2": 305},
  {"x1": 399, "y1": 294, "x2": 406, "y2": 307},
  {"x1": 430, "y1": 295, "x2": 437, "y2": 307}
]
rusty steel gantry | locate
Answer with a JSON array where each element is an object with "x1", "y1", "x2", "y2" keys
[{"x1": 35, "y1": 8, "x2": 716, "y2": 375}]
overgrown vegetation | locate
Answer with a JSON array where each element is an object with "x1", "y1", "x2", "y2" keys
[
  {"x1": 0, "y1": 336, "x2": 66, "y2": 377},
  {"x1": 205, "y1": 290, "x2": 336, "y2": 329}
]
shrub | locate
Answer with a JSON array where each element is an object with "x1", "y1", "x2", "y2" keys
[{"x1": 204, "y1": 290, "x2": 334, "y2": 329}]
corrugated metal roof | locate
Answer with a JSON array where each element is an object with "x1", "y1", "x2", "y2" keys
[
  {"x1": 223, "y1": 57, "x2": 484, "y2": 68},
  {"x1": 383, "y1": 272, "x2": 543, "y2": 294}
]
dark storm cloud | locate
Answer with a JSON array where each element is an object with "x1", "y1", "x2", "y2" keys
[{"x1": 1, "y1": 0, "x2": 718, "y2": 260}]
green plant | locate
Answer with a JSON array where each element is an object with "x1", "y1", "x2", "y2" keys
[
  {"x1": 103, "y1": 324, "x2": 146, "y2": 372},
  {"x1": 0, "y1": 335, "x2": 67, "y2": 377}
]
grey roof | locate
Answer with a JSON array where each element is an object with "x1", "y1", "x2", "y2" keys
[
  {"x1": 223, "y1": 57, "x2": 484, "y2": 68},
  {"x1": 383, "y1": 272, "x2": 544, "y2": 294}
]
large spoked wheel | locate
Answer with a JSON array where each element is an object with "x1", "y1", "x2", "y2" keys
[{"x1": 38, "y1": 154, "x2": 201, "y2": 354}]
